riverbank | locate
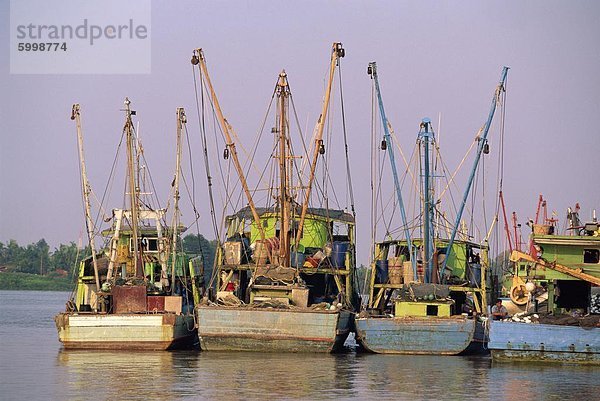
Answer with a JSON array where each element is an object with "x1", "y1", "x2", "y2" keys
[{"x1": 0, "y1": 272, "x2": 73, "y2": 291}]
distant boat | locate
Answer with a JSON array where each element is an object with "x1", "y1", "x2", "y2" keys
[
  {"x1": 190, "y1": 43, "x2": 358, "y2": 352},
  {"x1": 55, "y1": 101, "x2": 203, "y2": 350},
  {"x1": 355, "y1": 64, "x2": 509, "y2": 355},
  {"x1": 488, "y1": 205, "x2": 600, "y2": 364}
]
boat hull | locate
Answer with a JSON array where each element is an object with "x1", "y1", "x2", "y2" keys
[
  {"x1": 55, "y1": 313, "x2": 197, "y2": 350},
  {"x1": 196, "y1": 306, "x2": 352, "y2": 352},
  {"x1": 355, "y1": 316, "x2": 476, "y2": 355},
  {"x1": 488, "y1": 321, "x2": 600, "y2": 364}
]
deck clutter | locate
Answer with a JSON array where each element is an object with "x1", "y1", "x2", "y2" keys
[
  {"x1": 55, "y1": 102, "x2": 202, "y2": 350},
  {"x1": 191, "y1": 44, "x2": 357, "y2": 352},
  {"x1": 488, "y1": 206, "x2": 600, "y2": 364},
  {"x1": 55, "y1": 43, "x2": 599, "y2": 364}
]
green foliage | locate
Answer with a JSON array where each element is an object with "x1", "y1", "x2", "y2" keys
[
  {"x1": 0, "y1": 235, "x2": 215, "y2": 290},
  {"x1": 50, "y1": 242, "x2": 83, "y2": 273},
  {"x1": 354, "y1": 264, "x2": 372, "y2": 296},
  {"x1": 182, "y1": 233, "x2": 217, "y2": 284},
  {"x1": 0, "y1": 239, "x2": 84, "y2": 277},
  {"x1": 0, "y1": 272, "x2": 73, "y2": 291}
]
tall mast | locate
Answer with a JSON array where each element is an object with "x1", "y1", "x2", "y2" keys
[
  {"x1": 367, "y1": 62, "x2": 416, "y2": 278},
  {"x1": 442, "y1": 66, "x2": 509, "y2": 279},
  {"x1": 277, "y1": 72, "x2": 291, "y2": 266},
  {"x1": 419, "y1": 118, "x2": 435, "y2": 282},
  {"x1": 295, "y1": 42, "x2": 345, "y2": 245},
  {"x1": 171, "y1": 107, "x2": 185, "y2": 291},
  {"x1": 71, "y1": 104, "x2": 101, "y2": 293},
  {"x1": 124, "y1": 98, "x2": 142, "y2": 278},
  {"x1": 191, "y1": 49, "x2": 266, "y2": 243}
]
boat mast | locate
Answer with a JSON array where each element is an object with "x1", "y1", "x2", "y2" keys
[
  {"x1": 191, "y1": 49, "x2": 266, "y2": 243},
  {"x1": 71, "y1": 104, "x2": 101, "y2": 293},
  {"x1": 419, "y1": 118, "x2": 435, "y2": 282},
  {"x1": 367, "y1": 62, "x2": 416, "y2": 278},
  {"x1": 295, "y1": 42, "x2": 345, "y2": 245},
  {"x1": 277, "y1": 72, "x2": 291, "y2": 266},
  {"x1": 442, "y1": 67, "x2": 509, "y2": 280},
  {"x1": 171, "y1": 107, "x2": 185, "y2": 291},
  {"x1": 124, "y1": 98, "x2": 142, "y2": 278}
]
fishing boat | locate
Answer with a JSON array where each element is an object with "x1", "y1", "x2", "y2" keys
[
  {"x1": 355, "y1": 64, "x2": 509, "y2": 355},
  {"x1": 488, "y1": 205, "x2": 600, "y2": 364},
  {"x1": 190, "y1": 43, "x2": 358, "y2": 352},
  {"x1": 55, "y1": 101, "x2": 203, "y2": 350}
]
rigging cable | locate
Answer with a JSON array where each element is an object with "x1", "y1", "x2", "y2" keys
[
  {"x1": 192, "y1": 61, "x2": 222, "y2": 287},
  {"x1": 337, "y1": 58, "x2": 356, "y2": 218}
]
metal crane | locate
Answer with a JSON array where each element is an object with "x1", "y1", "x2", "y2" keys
[
  {"x1": 442, "y1": 67, "x2": 509, "y2": 280},
  {"x1": 367, "y1": 62, "x2": 417, "y2": 280}
]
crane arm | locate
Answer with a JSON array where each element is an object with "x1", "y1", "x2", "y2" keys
[
  {"x1": 192, "y1": 49, "x2": 266, "y2": 243},
  {"x1": 295, "y1": 42, "x2": 345, "y2": 245}
]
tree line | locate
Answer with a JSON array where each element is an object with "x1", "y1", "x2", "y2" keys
[{"x1": 0, "y1": 234, "x2": 217, "y2": 279}]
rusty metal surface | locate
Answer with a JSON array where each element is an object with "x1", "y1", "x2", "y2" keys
[
  {"x1": 491, "y1": 349, "x2": 600, "y2": 365},
  {"x1": 55, "y1": 313, "x2": 197, "y2": 350},
  {"x1": 489, "y1": 321, "x2": 600, "y2": 364},
  {"x1": 147, "y1": 296, "x2": 165, "y2": 312},
  {"x1": 355, "y1": 316, "x2": 475, "y2": 355},
  {"x1": 60, "y1": 334, "x2": 196, "y2": 351},
  {"x1": 112, "y1": 285, "x2": 147, "y2": 313},
  {"x1": 196, "y1": 307, "x2": 351, "y2": 352}
]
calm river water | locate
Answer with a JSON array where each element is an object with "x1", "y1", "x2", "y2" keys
[{"x1": 0, "y1": 290, "x2": 597, "y2": 400}]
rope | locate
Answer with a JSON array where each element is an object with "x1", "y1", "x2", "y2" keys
[{"x1": 337, "y1": 60, "x2": 356, "y2": 218}]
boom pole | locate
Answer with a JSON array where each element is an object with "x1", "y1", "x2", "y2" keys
[
  {"x1": 277, "y1": 71, "x2": 291, "y2": 266},
  {"x1": 123, "y1": 98, "x2": 142, "y2": 278},
  {"x1": 442, "y1": 66, "x2": 509, "y2": 279},
  {"x1": 295, "y1": 42, "x2": 345, "y2": 245},
  {"x1": 192, "y1": 49, "x2": 266, "y2": 243},
  {"x1": 71, "y1": 104, "x2": 101, "y2": 293},
  {"x1": 367, "y1": 62, "x2": 416, "y2": 279},
  {"x1": 419, "y1": 118, "x2": 435, "y2": 282},
  {"x1": 171, "y1": 107, "x2": 185, "y2": 291}
]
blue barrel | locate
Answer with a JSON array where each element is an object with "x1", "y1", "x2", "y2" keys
[
  {"x1": 468, "y1": 264, "x2": 481, "y2": 287},
  {"x1": 291, "y1": 252, "x2": 306, "y2": 268},
  {"x1": 331, "y1": 242, "x2": 350, "y2": 267},
  {"x1": 376, "y1": 259, "x2": 389, "y2": 284}
]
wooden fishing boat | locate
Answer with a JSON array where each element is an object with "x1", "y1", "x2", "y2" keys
[
  {"x1": 355, "y1": 64, "x2": 509, "y2": 355},
  {"x1": 55, "y1": 101, "x2": 202, "y2": 350},
  {"x1": 190, "y1": 43, "x2": 358, "y2": 352},
  {"x1": 489, "y1": 207, "x2": 600, "y2": 364}
]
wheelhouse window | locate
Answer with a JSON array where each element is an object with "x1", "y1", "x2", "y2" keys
[
  {"x1": 583, "y1": 249, "x2": 599, "y2": 264},
  {"x1": 130, "y1": 237, "x2": 159, "y2": 253}
]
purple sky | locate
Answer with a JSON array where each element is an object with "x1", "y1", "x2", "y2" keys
[{"x1": 1, "y1": 1, "x2": 599, "y2": 265}]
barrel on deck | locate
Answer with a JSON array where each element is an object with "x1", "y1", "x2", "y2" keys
[
  {"x1": 331, "y1": 242, "x2": 350, "y2": 268},
  {"x1": 468, "y1": 264, "x2": 481, "y2": 287},
  {"x1": 388, "y1": 257, "x2": 404, "y2": 285},
  {"x1": 253, "y1": 241, "x2": 269, "y2": 265},
  {"x1": 375, "y1": 260, "x2": 389, "y2": 284},
  {"x1": 291, "y1": 252, "x2": 306, "y2": 268},
  {"x1": 403, "y1": 261, "x2": 414, "y2": 283}
]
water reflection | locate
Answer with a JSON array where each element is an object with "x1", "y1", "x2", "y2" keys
[
  {"x1": 350, "y1": 354, "x2": 493, "y2": 400},
  {"x1": 491, "y1": 362, "x2": 600, "y2": 401},
  {"x1": 189, "y1": 352, "x2": 356, "y2": 400},
  {"x1": 56, "y1": 350, "x2": 197, "y2": 400},
  {"x1": 1, "y1": 291, "x2": 599, "y2": 401}
]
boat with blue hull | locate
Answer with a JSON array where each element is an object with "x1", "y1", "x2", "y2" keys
[
  {"x1": 489, "y1": 320, "x2": 600, "y2": 364},
  {"x1": 357, "y1": 316, "x2": 476, "y2": 355},
  {"x1": 489, "y1": 205, "x2": 600, "y2": 364},
  {"x1": 355, "y1": 64, "x2": 508, "y2": 355}
]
